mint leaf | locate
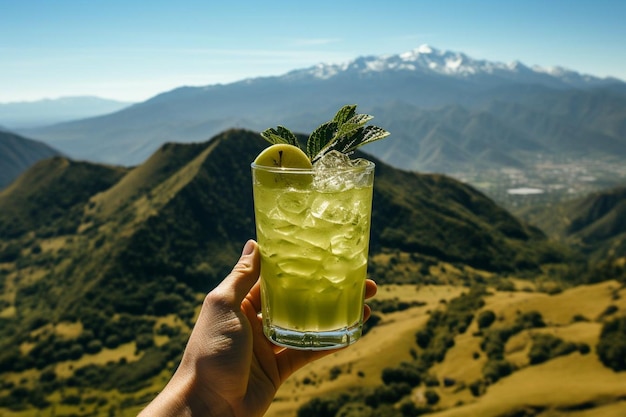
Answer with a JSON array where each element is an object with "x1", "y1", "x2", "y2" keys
[
  {"x1": 259, "y1": 104, "x2": 390, "y2": 162},
  {"x1": 309, "y1": 105, "x2": 389, "y2": 162},
  {"x1": 333, "y1": 104, "x2": 357, "y2": 125},
  {"x1": 260, "y1": 126, "x2": 299, "y2": 147},
  {"x1": 325, "y1": 127, "x2": 365, "y2": 156},
  {"x1": 306, "y1": 121, "x2": 337, "y2": 160},
  {"x1": 354, "y1": 125, "x2": 390, "y2": 147},
  {"x1": 328, "y1": 125, "x2": 389, "y2": 156},
  {"x1": 336, "y1": 113, "x2": 373, "y2": 139},
  {"x1": 310, "y1": 120, "x2": 363, "y2": 162}
]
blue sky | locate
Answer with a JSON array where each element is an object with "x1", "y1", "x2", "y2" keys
[{"x1": 1, "y1": 0, "x2": 625, "y2": 102}]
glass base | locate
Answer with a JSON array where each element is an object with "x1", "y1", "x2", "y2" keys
[{"x1": 264, "y1": 321, "x2": 363, "y2": 351}]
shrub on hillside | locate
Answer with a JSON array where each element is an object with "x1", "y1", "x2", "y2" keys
[
  {"x1": 424, "y1": 389, "x2": 440, "y2": 405},
  {"x1": 480, "y1": 326, "x2": 516, "y2": 360},
  {"x1": 469, "y1": 379, "x2": 486, "y2": 397},
  {"x1": 597, "y1": 315, "x2": 626, "y2": 371},
  {"x1": 415, "y1": 328, "x2": 432, "y2": 349},
  {"x1": 598, "y1": 305, "x2": 619, "y2": 319},
  {"x1": 107, "y1": 347, "x2": 172, "y2": 393},
  {"x1": 381, "y1": 363, "x2": 421, "y2": 386},
  {"x1": 370, "y1": 404, "x2": 404, "y2": 417},
  {"x1": 480, "y1": 310, "x2": 548, "y2": 362},
  {"x1": 516, "y1": 310, "x2": 546, "y2": 329},
  {"x1": 365, "y1": 383, "x2": 412, "y2": 407},
  {"x1": 68, "y1": 343, "x2": 84, "y2": 360},
  {"x1": 85, "y1": 339, "x2": 103, "y2": 354},
  {"x1": 483, "y1": 359, "x2": 514, "y2": 383},
  {"x1": 415, "y1": 287, "x2": 487, "y2": 367},
  {"x1": 0, "y1": 242, "x2": 21, "y2": 262},
  {"x1": 335, "y1": 402, "x2": 373, "y2": 417},
  {"x1": 398, "y1": 400, "x2": 425, "y2": 417},
  {"x1": 528, "y1": 334, "x2": 578, "y2": 365},
  {"x1": 369, "y1": 298, "x2": 426, "y2": 314},
  {"x1": 297, "y1": 393, "x2": 351, "y2": 417},
  {"x1": 577, "y1": 342, "x2": 591, "y2": 355},
  {"x1": 477, "y1": 310, "x2": 496, "y2": 329},
  {"x1": 0, "y1": 347, "x2": 22, "y2": 373},
  {"x1": 152, "y1": 292, "x2": 186, "y2": 316},
  {"x1": 135, "y1": 333, "x2": 155, "y2": 351},
  {"x1": 39, "y1": 368, "x2": 57, "y2": 383}
]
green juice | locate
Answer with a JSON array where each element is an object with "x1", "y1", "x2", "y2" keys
[{"x1": 252, "y1": 161, "x2": 374, "y2": 350}]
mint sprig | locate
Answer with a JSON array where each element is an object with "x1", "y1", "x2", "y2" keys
[{"x1": 260, "y1": 104, "x2": 390, "y2": 162}]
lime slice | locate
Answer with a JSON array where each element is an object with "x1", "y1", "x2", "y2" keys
[
  {"x1": 254, "y1": 144, "x2": 313, "y2": 169},
  {"x1": 253, "y1": 144, "x2": 313, "y2": 187}
]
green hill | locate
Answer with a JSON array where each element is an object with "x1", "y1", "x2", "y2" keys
[
  {"x1": 566, "y1": 187, "x2": 626, "y2": 244},
  {"x1": 518, "y1": 185, "x2": 626, "y2": 260},
  {"x1": 0, "y1": 157, "x2": 127, "y2": 238},
  {"x1": 0, "y1": 130, "x2": 64, "y2": 190},
  {"x1": 0, "y1": 129, "x2": 578, "y2": 415}
]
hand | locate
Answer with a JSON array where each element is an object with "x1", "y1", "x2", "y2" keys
[{"x1": 139, "y1": 239, "x2": 377, "y2": 417}]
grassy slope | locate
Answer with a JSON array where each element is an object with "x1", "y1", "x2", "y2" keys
[
  {"x1": 427, "y1": 280, "x2": 626, "y2": 417},
  {"x1": 1, "y1": 280, "x2": 625, "y2": 417},
  {"x1": 86, "y1": 141, "x2": 210, "y2": 220},
  {"x1": 264, "y1": 280, "x2": 626, "y2": 417}
]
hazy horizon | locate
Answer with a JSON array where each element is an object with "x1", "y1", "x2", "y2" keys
[{"x1": 2, "y1": 0, "x2": 625, "y2": 103}]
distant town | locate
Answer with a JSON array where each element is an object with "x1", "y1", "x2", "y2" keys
[{"x1": 451, "y1": 155, "x2": 626, "y2": 211}]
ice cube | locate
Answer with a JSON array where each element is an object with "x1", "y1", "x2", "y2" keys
[
  {"x1": 314, "y1": 150, "x2": 354, "y2": 170},
  {"x1": 310, "y1": 197, "x2": 356, "y2": 224},
  {"x1": 313, "y1": 151, "x2": 354, "y2": 191},
  {"x1": 262, "y1": 208, "x2": 298, "y2": 236},
  {"x1": 278, "y1": 258, "x2": 321, "y2": 277},
  {"x1": 295, "y1": 227, "x2": 331, "y2": 252},
  {"x1": 312, "y1": 151, "x2": 373, "y2": 191},
  {"x1": 276, "y1": 189, "x2": 310, "y2": 215},
  {"x1": 322, "y1": 255, "x2": 367, "y2": 283}
]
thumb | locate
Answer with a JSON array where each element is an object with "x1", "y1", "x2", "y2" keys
[{"x1": 212, "y1": 240, "x2": 260, "y2": 308}]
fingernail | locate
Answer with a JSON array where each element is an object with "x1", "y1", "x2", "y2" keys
[{"x1": 242, "y1": 240, "x2": 255, "y2": 256}]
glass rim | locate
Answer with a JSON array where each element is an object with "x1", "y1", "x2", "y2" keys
[{"x1": 250, "y1": 159, "x2": 375, "y2": 174}]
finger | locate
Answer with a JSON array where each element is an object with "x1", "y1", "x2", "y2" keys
[
  {"x1": 244, "y1": 280, "x2": 262, "y2": 313},
  {"x1": 363, "y1": 304, "x2": 372, "y2": 322},
  {"x1": 364, "y1": 279, "x2": 377, "y2": 299},
  {"x1": 211, "y1": 240, "x2": 260, "y2": 308}
]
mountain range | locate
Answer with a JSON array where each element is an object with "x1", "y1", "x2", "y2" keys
[
  {"x1": 16, "y1": 45, "x2": 626, "y2": 172},
  {"x1": 287, "y1": 44, "x2": 621, "y2": 89},
  {"x1": 0, "y1": 96, "x2": 133, "y2": 128}
]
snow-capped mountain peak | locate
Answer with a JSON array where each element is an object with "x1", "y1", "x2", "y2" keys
[
  {"x1": 399, "y1": 44, "x2": 435, "y2": 60},
  {"x1": 286, "y1": 45, "x2": 615, "y2": 88}
]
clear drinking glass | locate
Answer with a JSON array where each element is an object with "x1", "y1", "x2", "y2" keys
[{"x1": 251, "y1": 159, "x2": 375, "y2": 350}]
